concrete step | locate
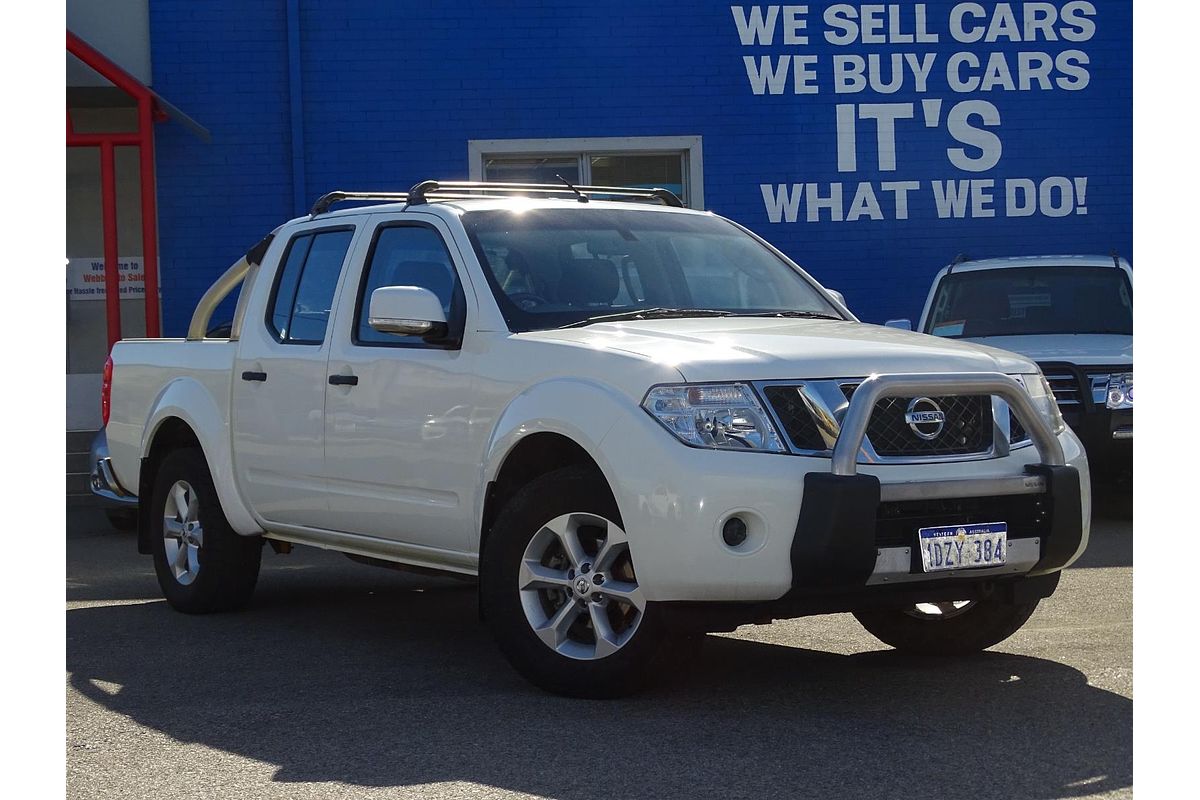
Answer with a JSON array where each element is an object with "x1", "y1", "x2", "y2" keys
[
  {"x1": 67, "y1": 472, "x2": 92, "y2": 496},
  {"x1": 67, "y1": 451, "x2": 91, "y2": 474},
  {"x1": 67, "y1": 430, "x2": 96, "y2": 454}
]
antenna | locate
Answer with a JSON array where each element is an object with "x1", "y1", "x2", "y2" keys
[{"x1": 555, "y1": 174, "x2": 589, "y2": 203}]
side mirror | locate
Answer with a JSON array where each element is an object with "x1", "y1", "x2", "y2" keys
[
  {"x1": 368, "y1": 286, "x2": 447, "y2": 337},
  {"x1": 884, "y1": 318, "x2": 913, "y2": 331},
  {"x1": 827, "y1": 289, "x2": 847, "y2": 308}
]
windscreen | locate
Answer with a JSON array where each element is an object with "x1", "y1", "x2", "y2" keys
[
  {"x1": 461, "y1": 208, "x2": 840, "y2": 331},
  {"x1": 925, "y1": 267, "x2": 1132, "y2": 338}
]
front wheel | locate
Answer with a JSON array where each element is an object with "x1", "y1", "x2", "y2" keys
[
  {"x1": 481, "y1": 466, "x2": 674, "y2": 698},
  {"x1": 150, "y1": 448, "x2": 262, "y2": 614},
  {"x1": 853, "y1": 595, "x2": 1040, "y2": 656}
]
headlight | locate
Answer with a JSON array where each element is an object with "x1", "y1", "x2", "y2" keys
[
  {"x1": 1017, "y1": 373, "x2": 1067, "y2": 435},
  {"x1": 642, "y1": 383, "x2": 785, "y2": 452},
  {"x1": 1106, "y1": 372, "x2": 1133, "y2": 409}
]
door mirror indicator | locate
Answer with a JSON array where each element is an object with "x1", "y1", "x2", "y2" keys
[
  {"x1": 884, "y1": 318, "x2": 913, "y2": 331},
  {"x1": 368, "y1": 286, "x2": 448, "y2": 337}
]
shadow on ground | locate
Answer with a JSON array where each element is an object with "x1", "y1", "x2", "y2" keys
[{"x1": 68, "y1": 507, "x2": 1132, "y2": 800}]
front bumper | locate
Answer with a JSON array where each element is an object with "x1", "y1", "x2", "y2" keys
[
  {"x1": 89, "y1": 429, "x2": 139, "y2": 509},
  {"x1": 604, "y1": 372, "x2": 1090, "y2": 604}
]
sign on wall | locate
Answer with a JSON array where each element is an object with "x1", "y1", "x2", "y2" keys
[
  {"x1": 734, "y1": 2, "x2": 1100, "y2": 224},
  {"x1": 66, "y1": 257, "x2": 145, "y2": 300}
]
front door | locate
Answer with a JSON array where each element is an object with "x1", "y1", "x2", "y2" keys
[
  {"x1": 231, "y1": 223, "x2": 358, "y2": 527},
  {"x1": 322, "y1": 214, "x2": 479, "y2": 552}
]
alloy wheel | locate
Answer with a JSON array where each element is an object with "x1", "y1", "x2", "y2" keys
[
  {"x1": 517, "y1": 512, "x2": 645, "y2": 660},
  {"x1": 162, "y1": 480, "x2": 204, "y2": 586}
]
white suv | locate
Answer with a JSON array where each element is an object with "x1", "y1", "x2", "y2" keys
[
  {"x1": 897, "y1": 255, "x2": 1131, "y2": 482},
  {"x1": 96, "y1": 181, "x2": 1090, "y2": 697}
]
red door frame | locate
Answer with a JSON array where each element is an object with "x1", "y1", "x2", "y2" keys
[{"x1": 67, "y1": 30, "x2": 164, "y2": 346}]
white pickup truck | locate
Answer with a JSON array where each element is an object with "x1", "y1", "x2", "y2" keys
[{"x1": 96, "y1": 181, "x2": 1090, "y2": 697}]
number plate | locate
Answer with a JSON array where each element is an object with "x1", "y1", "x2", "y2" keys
[{"x1": 918, "y1": 522, "x2": 1007, "y2": 573}]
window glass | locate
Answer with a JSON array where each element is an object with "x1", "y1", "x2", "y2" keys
[
  {"x1": 590, "y1": 154, "x2": 685, "y2": 205},
  {"x1": 463, "y1": 208, "x2": 840, "y2": 332},
  {"x1": 925, "y1": 267, "x2": 1133, "y2": 338},
  {"x1": 356, "y1": 225, "x2": 462, "y2": 345},
  {"x1": 484, "y1": 156, "x2": 580, "y2": 185},
  {"x1": 267, "y1": 229, "x2": 353, "y2": 343},
  {"x1": 269, "y1": 235, "x2": 312, "y2": 339}
]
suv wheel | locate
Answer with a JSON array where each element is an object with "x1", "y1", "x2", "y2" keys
[
  {"x1": 853, "y1": 595, "x2": 1040, "y2": 656},
  {"x1": 481, "y1": 466, "x2": 673, "y2": 698},
  {"x1": 150, "y1": 448, "x2": 262, "y2": 613}
]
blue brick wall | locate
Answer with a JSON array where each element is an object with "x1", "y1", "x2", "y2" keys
[{"x1": 150, "y1": 1, "x2": 1132, "y2": 332}]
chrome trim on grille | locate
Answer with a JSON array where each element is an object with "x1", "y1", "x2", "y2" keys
[
  {"x1": 754, "y1": 377, "x2": 1036, "y2": 465},
  {"x1": 1043, "y1": 372, "x2": 1081, "y2": 406}
]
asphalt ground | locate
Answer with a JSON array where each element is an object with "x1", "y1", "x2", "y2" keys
[{"x1": 67, "y1": 498, "x2": 1132, "y2": 800}]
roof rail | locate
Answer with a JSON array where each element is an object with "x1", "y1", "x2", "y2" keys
[
  {"x1": 309, "y1": 181, "x2": 686, "y2": 216},
  {"x1": 310, "y1": 191, "x2": 410, "y2": 216},
  {"x1": 407, "y1": 180, "x2": 685, "y2": 208}
]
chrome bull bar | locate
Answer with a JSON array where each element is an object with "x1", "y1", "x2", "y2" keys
[
  {"x1": 829, "y1": 373, "x2": 1066, "y2": 502},
  {"x1": 790, "y1": 372, "x2": 1082, "y2": 589}
]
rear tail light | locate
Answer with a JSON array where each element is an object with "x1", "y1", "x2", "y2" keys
[{"x1": 101, "y1": 355, "x2": 113, "y2": 427}]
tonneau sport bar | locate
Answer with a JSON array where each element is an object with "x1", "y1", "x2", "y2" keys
[{"x1": 310, "y1": 180, "x2": 685, "y2": 215}]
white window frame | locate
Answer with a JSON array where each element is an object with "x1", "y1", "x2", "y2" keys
[{"x1": 467, "y1": 135, "x2": 704, "y2": 209}]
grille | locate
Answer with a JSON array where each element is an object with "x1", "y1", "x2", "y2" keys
[
  {"x1": 1042, "y1": 371, "x2": 1082, "y2": 406},
  {"x1": 762, "y1": 385, "x2": 826, "y2": 451},
  {"x1": 1009, "y1": 411, "x2": 1028, "y2": 444},
  {"x1": 875, "y1": 493, "x2": 1051, "y2": 549},
  {"x1": 842, "y1": 385, "x2": 993, "y2": 457}
]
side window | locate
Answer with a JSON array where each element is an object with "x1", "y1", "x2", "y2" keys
[
  {"x1": 267, "y1": 229, "x2": 354, "y2": 344},
  {"x1": 355, "y1": 225, "x2": 464, "y2": 346}
]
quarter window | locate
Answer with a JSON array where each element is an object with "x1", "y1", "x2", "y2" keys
[{"x1": 267, "y1": 229, "x2": 355, "y2": 344}]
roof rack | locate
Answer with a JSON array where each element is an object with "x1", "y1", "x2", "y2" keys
[
  {"x1": 309, "y1": 180, "x2": 685, "y2": 216},
  {"x1": 310, "y1": 191, "x2": 411, "y2": 215}
]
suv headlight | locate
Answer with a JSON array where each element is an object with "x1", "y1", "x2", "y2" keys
[
  {"x1": 1017, "y1": 373, "x2": 1067, "y2": 435},
  {"x1": 1106, "y1": 372, "x2": 1133, "y2": 409},
  {"x1": 642, "y1": 383, "x2": 785, "y2": 452}
]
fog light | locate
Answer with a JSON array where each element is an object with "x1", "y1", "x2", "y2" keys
[{"x1": 722, "y1": 516, "x2": 748, "y2": 547}]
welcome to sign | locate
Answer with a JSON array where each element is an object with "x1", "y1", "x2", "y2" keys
[{"x1": 66, "y1": 257, "x2": 146, "y2": 300}]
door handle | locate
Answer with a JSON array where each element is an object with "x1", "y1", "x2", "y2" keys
[
  {"x1": 241, "y1": 371, "x2": 267, "y2": 382},
  {"x1": 328, "y1": 374, "x2": 359, "y2": 386}
]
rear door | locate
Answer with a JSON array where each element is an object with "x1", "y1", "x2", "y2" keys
[
  {"x1": 321, "y1": 213, "x2": 479, "y2": 551},
  {"x1": 231, "y1": 222, "x2": 359, "y2": 527}
]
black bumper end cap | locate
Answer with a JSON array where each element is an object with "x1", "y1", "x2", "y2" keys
[
  {"x1": 791, "y1": 472, "x2": 881, "y2": 589},
  {"x1": 1027, "y1": 463, "x2": 1085, "y2": 575}
]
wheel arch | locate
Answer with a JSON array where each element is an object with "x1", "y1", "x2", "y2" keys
[
  {"x1": 477, "y1": 379, "x2": 633, "y2": 557},
  {"x1": 137, "y1": 378, "x2": 262, "y2": 543}
]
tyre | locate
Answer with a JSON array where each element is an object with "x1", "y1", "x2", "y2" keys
[
  {"x1": 481, "y1": 465, "x2": 673, "y2": 698},
  {"x1": 104, "y1": 508, "x2": 137, "y2": 532},
  {"x1": 853, "y1": 595, "x2": 1040, "y2": 656},
  {"x1": 150, "y1": 448, "x2": 262, "y2": 614}
]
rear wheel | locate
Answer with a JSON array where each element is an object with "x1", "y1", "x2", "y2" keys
[
  {"x1": 853, "y1": 595, "x2": 1039, "y2": 656},
  {"x1": 481, "y1": 466, "x2": 674, "y2": 698},
  {"x1": 150, "y1": 448, "x2": 262, "y2": 614}
]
